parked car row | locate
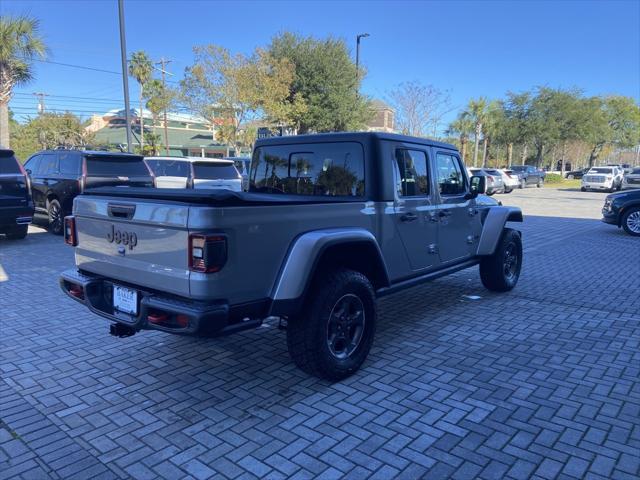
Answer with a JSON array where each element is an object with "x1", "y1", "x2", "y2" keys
[{"x1": 466, "y1": 165, "x2": 544, "y2": 195}]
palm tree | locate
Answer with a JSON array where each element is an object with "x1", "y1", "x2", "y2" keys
[
  {"x1": 0, "y1": 15, "x2": 47, "y2": 148},
  {"x1": 446, "y1": 115, "x2": 474, "y2": 164},
  {"x1": 128, "y1": 51, "x2": 153, "y2": 150},
  {"x1": 462, "y1": 97, "x2": 488, "y2": 167}
]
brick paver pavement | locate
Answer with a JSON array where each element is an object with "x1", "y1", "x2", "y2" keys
[{"x1": 1, "y1": 188, "x2": 639, "y2": 479}]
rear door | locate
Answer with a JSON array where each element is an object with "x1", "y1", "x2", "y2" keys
[
  {"x1": 84, "y1": 154, "x2": 153, "y2": 188},
  {"x1": 0, "y1": 151, "x2": 29, "y2": 209},
  {"x1": 390, "y1": 143, "x2": 440, "y2": 272},
  {"x1": 435, "y1": 151, "x2": 477, "y2": 264},
  {"x1": 31, "y1": 153, "x2": 58, "y2": 213}
]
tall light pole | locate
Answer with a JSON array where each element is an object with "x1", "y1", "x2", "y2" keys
[
  {"x1": 355, "y1": 33, "x2": 370, "y2": 89},
  {"x1": 118, "y1": 0, "x2": 133, "y2": 152}
]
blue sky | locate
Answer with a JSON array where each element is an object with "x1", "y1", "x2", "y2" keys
[{"x1": 4, "y1": 0, "x2": 640, "y2": 128}]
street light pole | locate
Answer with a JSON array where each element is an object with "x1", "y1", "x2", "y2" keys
[
  {"x1": 355, "y1": 33, "x2": 370, "y2": 90},
  {"x1": 118, "y1": 0, "x2": 132, "y2": 152}
]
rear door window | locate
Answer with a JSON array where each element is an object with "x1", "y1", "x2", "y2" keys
[
  {"x1": 24, "y1": 155, "x2": 41, "y2": 174},
  {"x1": 250, "y1": 142, "x2": 365, "y2": 196},
  {"x1": 58, "y1": 152, "x2": 81, "y2": 175},
  {"x1": 0, "y1": 152, "x2": 21, "y2": 174},
  {"x1": 192, "y1": 162, "x2": 239, "y2": 180},
  {"x1": 85, "y1": 155, "x2": 150, "y2": 177}
]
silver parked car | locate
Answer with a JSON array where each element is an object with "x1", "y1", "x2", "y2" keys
[
  {"x1": 469, "y1": 168, "x2": 504, "y2": 195},
  {"x1": 622, "y1": 167, "x2": 640, "y2": 189}
]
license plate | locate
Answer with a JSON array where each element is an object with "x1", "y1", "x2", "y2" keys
[{"x1": 113, "y1": 285, "x2": 138, "y2": 315}]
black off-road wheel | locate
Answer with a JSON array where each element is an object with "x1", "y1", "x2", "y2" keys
[
  {"x1": 480, "y1": 228, "x2": 522, "y2": 292},
  {"x1": 5, "y1": 225, "x2": 28, "y2": 240},
  {"x1": 48, "y1": 199, "x2": 64, "y2": 235},
  {"x1": 621, "y1": 207, "x2": 640, "y2": 237},
  {"x1": 286, "y1": 269, "x2": 376, "y2": 381}
]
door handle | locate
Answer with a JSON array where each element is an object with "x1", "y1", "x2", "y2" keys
[
  {"x1": 439, "y1": 210, "x2": 452, "y2": 218},
  {"x1": 400, "y1": 212, "x2": 418, "y2": 222}
]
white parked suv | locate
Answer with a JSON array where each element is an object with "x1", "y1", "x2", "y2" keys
[
  {"x1": 581, "y1": 166, "x2": 623, "y2": 193},
  {"x1": 144, "y1": 156, "x2": 242, "y2": 191}
]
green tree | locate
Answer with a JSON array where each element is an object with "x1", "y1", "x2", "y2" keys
[
  {"x1": 128, "y1": 50, "x2": 153, "y2": 150},
  {"x1": 582, "y1": 95, "x2": 640, "y2": 167},
  {"x1": 10, "y1": 112, "x2": 95, "y2": 160},
  {"x1": 0, "y1": 15, "x2": 47, "y2": 148},
  {"x1": 268, "y1": 32, "x2": 371, "y2": 133},
  {"x1": 461, "y1": 97, "x2": 488, "y2": 167},
  {"x1": 143, "y1": 78, "x2": 174, "y2": 154},
  {"x1": 180, "y1": 45, "x2": 297, "y2": 151},
  {"x1": 446, "y1": 114, "x2": 474, "y2": 164}
]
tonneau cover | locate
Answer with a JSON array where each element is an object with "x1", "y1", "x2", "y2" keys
[{"x1": 82, "y1": 186, "x2": 363, "y2": 206}]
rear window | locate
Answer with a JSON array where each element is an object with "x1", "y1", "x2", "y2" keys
[
  {"x1": 192, "y1": 162, "x2": 239, "y2": 180},
  {"x1": 85, "y1": 155, "x2": 150, "y2": 177},
  {"x1": 590, "y1": 168, "x2": 613, "y2": 174},
  {"x1": 249, "y1": 142, "x2": 365, "y2": 196},
  {"x1": 0, "y1": 152, "x2": 21, "y2": 174},
  {"x1": 146, "y1": 159, "x2": 190, "y2": 177}
]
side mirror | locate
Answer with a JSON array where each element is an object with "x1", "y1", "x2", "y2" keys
[
  {"x1": 26, "y1": 169, "x2": 32, "y2": 175},
  {"x1": 466, "y1": 175, "x2": 486, "y2": 199}
]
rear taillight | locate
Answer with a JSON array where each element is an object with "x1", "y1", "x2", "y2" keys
[
  {"x1": 16, "y1": 160, "x2": 32, "y2": 198},
  {"x1": 64, "y1": 216, "x2": 77, "y2": 246},
  {"x1": 188, "y1": 234, "x2": 227, "y2": 273}
]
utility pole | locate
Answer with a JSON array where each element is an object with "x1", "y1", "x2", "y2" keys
[
  {"x1": 118, "y1": 0, "x2": 133, "y2": 152},
  {"x1": 355, "y1": 33, "x2": 370, "y2": 94},
  {"x1": 155, "y1": 58, "x2": 172, "y2": 155},
  {"x1": 33, "y1": 92, "x2": 49, "y2": 114}
]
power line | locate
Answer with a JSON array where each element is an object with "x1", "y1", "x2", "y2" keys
[
  {"x1": 13, "y1": 92, "x2": 123, "y2": 103},
  {"x1": 29, "y1": 58, "x2": 122, "y2": 75}
]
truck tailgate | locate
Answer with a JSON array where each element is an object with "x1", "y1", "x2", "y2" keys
[{"x1": 74, "y1": 195, "x2": 191, "y2": 297}]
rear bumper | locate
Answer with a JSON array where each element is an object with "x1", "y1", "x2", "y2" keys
[
  {"x1": 59, "y1": 269, "x2": 264, "y2": 336},
  {"x1": 0, "y1": 204, "x2": 34, "y2": 228}
]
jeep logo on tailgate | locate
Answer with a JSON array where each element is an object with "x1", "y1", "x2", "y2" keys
[{"x1": 107, "y1": 225, "x2": 137, "y2": 250}]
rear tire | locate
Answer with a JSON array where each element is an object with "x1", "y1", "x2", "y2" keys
[
  {"x1": 621, "y1": 207, "x2": 640, "y2": 236},
  {"x1": 5, "y1": 225, "x2": 28, "y2": 240},
  {"x1": 504, "y1": 187, "x2": 512, "y2": 194},
  {"x1": 581, "y1": 187, "x2": 587, "y2": 192},
  {"x1": 286, "y1": 268, "x2": 376, "y2": 381},
  {"x1": 480, "y1": 228, "x2": 522, "y2": 292},
  {"x1": 48, "y1": 199, "x2": 63, "y2": 235}
]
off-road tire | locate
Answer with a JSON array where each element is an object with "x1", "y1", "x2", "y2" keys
[
  {"x1": 286, "y1": 268, "x2": 376, "y2": 381},
  {"x1": 48, "y1": 199, "x2": 64, "y2": 235},
  {"x1": 621, "y1": 207, "x2": 640, "y2": 237},
  {"x1": 480, "y1": 228, "x2": 522, "y2": 292},
  {"x1": 5, "y1": 225, "x2": 28, "y2": 240}
]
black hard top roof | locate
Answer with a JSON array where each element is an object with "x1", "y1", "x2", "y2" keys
[{"x1": 254, "y1": 131, "x2": 457, "y2": 150}]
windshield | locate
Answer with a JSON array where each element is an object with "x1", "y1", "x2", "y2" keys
[
  {"x1": 192, "y1": 162, "x2": 239, "y2": 180},
  {"x1": 510, "y1": 166, "x2": 526, "y2": 172},
  {"x1": 85, "y1": 155, "x2": 150, "y2": 177},
  {"x1": 590, "y1": 168, "x2": 613, "y2": 174}
]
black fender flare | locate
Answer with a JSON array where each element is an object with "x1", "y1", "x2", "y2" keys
[{"x1": 477, "y1": 206, "x2": 523, "y2": 256}]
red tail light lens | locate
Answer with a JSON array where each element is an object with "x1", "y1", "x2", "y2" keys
[
  {"x1": 189, "y1": 234, "x2": 227, "y2": 273},
  {"x1": 64, "y1": 216, "x2": 77, "y2": 246}
]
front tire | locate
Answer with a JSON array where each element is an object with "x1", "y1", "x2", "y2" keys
[
  {"x1": 537, "y1": 178, "x2": 543, "y2": 188},
  {"x1": 504, "y1": 187, "x2": 512, "y2": 194},
  {"x1": 621, "y1": 207, "x2": 640, "y2": 236},
  {"x1": 48, "y1": 199, "x2": 64, "y2": 235},
  {"x1": 480, "y1": 229, "x2": 522, "y2": 292},
  {"x1": 5, "y1": 225, "x2": 28, "y2": 240},
  {"x1": 287, "y1": 268, "x2": 376, "y2": 381},
  {"x1": 567, "y1": 174, "x2": 574, "y2": 180},
  {"x1": 519, "y1": 179, "x2": 526, "y2": 189},
  {"x1": 581, "y1": 187, "x2": 587, "y2": 192}
]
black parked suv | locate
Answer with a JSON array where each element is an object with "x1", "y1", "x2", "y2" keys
[
  {"x1": 0, "y1": 148, "x2": 34, "y2": 240},
  {"x1": 24, "y1": 149, "x2": 153, "y2": 234}
]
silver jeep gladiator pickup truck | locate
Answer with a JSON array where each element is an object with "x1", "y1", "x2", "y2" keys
[{"x1": 60, "y1": 132, "x2": 523, "y2": 380}]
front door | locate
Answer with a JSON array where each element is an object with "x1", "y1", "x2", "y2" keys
[
  {"x1": 391, "y1": 147, "x2": 440, "y2": 272},
  {"x1": 435, "y1": 151, "x2": 475, "y2": 264}
]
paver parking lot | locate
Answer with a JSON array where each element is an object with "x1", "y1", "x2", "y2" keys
[{"x1": 1, "y1": 187, "x2": 639, "y2": 479}]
